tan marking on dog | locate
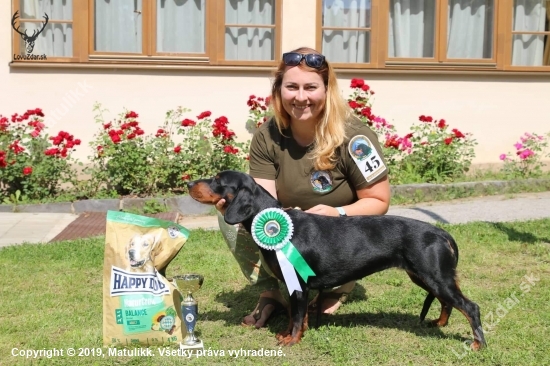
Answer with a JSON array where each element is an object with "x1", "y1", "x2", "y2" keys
[{"x1": 188, "y1": 182, "x2": 223, "y2": 204}]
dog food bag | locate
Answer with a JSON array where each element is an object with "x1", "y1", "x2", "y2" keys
[{"x1": 103, "y1": 210, "x2": 189, "y2": 347}]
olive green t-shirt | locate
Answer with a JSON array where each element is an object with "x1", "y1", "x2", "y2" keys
[{"x1": 249, "y1": 117, "x2": 388, "y2": 210}]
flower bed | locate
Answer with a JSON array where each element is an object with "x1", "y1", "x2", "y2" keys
[{"x1": 1, "y1": 79, "x2": 549, "y2": 204}]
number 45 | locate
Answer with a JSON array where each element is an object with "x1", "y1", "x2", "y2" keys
[{"x1": 365, "y1": 156, "x2": 381, "y2": 173}]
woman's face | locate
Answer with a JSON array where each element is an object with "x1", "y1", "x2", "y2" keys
[{"x1": 280, "y1": 66, "x2": 326, "y2": 124}]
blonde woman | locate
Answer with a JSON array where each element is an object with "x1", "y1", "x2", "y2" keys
[{"x1": 216, "y1": 47, "x2": 390, "y2": 328}]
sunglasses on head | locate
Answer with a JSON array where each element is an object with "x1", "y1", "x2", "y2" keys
[{"x1": 282, "y1": 52, "x2": 326, "y2": 69}]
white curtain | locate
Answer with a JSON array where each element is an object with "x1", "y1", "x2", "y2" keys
[
  {"x1": 447, "y1": 0, "x2": 493, "y2": 59},
  {"x1": 94, "y1": 0, "x2": 143, "y2": 53},
  {"x1": 19, "y1": 0, "x2": 72, "y2": 57},
  {"x1": 225, "y1": 0, "x2": 274, "y2": 61},
  {"x1": 512, "y1": 0, "x2": 549, "y2": 66},
  {"x1": 388, "y1": 0, "x2": 435, "y2": 58},
  {"x1": 157, "y1": 0, "x2": 205, "y2": 53},
  {"x1": 322, "y1": 0, "x2": 371, "y2": 63}
]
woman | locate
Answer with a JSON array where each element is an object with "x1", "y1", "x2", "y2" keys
[{"x1": 216, "y1": 47, "x2": 390, "y2": 328}]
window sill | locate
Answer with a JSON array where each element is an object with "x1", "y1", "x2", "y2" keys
[
  {"x1": 9, "y1": 61, "x2": 550, "y2": 77},
  {"x1": 8, "y1": 61, "x2": 276, "y2": 73}
]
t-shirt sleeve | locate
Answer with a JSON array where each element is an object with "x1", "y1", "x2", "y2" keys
[
  {"x1": 344, "y1": 124, "x2": 389, "y2": 190},
  {"x1": 248, "y1": 127, "x2": 277, "y2": 180}
]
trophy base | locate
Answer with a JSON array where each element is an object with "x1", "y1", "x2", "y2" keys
[{"x1": 180, "y1": 339, "x2": 204, "y2": 352}]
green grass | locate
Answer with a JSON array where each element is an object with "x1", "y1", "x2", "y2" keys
[{"x1": 1, "y1": 220, "x2": 550, "y2": 365}]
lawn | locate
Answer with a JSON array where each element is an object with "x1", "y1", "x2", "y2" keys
[{"x1": 1, "y1": 219, "x2": 549, "y2": 366}]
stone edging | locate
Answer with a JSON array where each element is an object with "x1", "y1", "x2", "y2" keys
[{"x1": 1, "y1": 178, "x2": 549, "y2": 214}]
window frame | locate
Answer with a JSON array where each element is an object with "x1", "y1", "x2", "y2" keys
[
  {"x1": 11, "y1": 0, "x2": 282, "y2": 67},
  {"x1": 316, "y1": 0, "x2": 550, "y2": 72}
]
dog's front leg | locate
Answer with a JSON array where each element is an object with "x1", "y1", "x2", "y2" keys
[{"x1": 277, "y1": 290, "x2": 309, "y2": 346}]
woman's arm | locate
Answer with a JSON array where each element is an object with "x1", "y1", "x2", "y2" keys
[
  {"x1": 254, "y1": 178, "x2": 277, "y2": 199},
  {"x1": 305, "y1": 175, "x2": 390, "y2": 217}
]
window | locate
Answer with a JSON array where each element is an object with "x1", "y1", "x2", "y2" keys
[
  {"x1": 318, "y1": 0, "x2": 550, "y2": 71},
  {"x1": 12, "y1": 0, "x2": 74, "y2": 60},
  {"x1": 11, "y1": 0, "x2": 282, "y2": 66},
  {"x1": 320, "y1": 0, "x2": 373, "y2": 64},
  {"x1": 511, "y1": 0, "x2": 550, "y2": 66}
]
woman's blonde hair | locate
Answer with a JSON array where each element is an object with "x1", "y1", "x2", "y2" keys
[{"x1": 270, "y1": 47, "x2": 352, "y2": 171}]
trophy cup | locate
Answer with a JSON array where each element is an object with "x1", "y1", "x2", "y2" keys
[{"x1": 172, "y1": 274, "x2": 204, "y2": 350}]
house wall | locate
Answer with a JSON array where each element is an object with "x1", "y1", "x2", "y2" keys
[{"x1": 1, "y1": 1, "x2": 549, "y2": 170}]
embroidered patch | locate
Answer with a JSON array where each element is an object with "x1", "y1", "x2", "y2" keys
[
  {"x1": 348, "y1": 135, "x2": 386, "y2": 182},
  {"x1": 310, "y1": 170, "x2": 333, "y2": 193}
]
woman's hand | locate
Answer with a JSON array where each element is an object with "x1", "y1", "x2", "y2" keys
[
  {"x1": 215, "y1": 198, "x2": 226, "y2": 215},
  {"x1": 305, "y1": 204, "x2": 340, "y2": 217}
]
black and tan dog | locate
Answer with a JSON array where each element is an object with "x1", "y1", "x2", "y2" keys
[{"x1": 187, "y1": 171, "x2": 486, "y2": 350}]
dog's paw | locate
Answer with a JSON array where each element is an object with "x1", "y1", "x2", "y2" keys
[
  {"x1": 276, "y1": 334, "x2": 300, "y2": 346},
  {"x1": 428, "y1": 318, "x2": 449, "y2": 328},
  {"x1": 275, "y1": 331, "x2": 290, "y2": 342}
]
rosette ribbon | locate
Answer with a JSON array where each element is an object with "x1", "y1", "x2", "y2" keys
[{"x1": 251, "y1": 208, "x2": 315, "y2": 295}]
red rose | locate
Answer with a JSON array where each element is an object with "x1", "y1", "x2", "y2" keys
[
  {"x1": 223, "y1": 145, "x2": 238, "y2": 154},
  {"x1": 23, "y1": 166, "x2": 32, "y2": 175},
  {"x1": 197, "y1": 111, "x2": 212, "y2": 120},
  {"x1": 361, "y1": 84, "x2": 370, "y2": 92},
  {"x1": 127, "y1": 133, "x2": 136, "y2": 140},
  {"x1": 9, "y1": 141, "x2": 25, "y2": 154},
  {"x1": 437, "y1": 119, "x2": 446, "y2": 129},
  {"x1": 350, "y1": 78, "x2": 365, "y2": 88},
  {"x1": 125, "y1": 111, "x2": 138, "y2": 119},
  {"x1": 181, "y1": 119, "x2": 196, "y2": 127},
  {"x1": 103, "y1": 122, "x2": 112, "y2": 129},
  {"x1": 110, "y1": 134, "x2": 121, "y2": 144},
  {"x1": 444, "y1": 137, "x2": 453, "y2": 145},
  {"x1": 45, "y1": 148, "x2": 58, "y2": 156},
  {"x1": 349, "y1": 101, "x2": 359, "y2": 109},
  {"x1": 214, "y1": 116, "x2": 229, "y2": 125},
  {"x1": 181, "y1": 174, "x2": 191, "y2": 181},
  {"x1": 174, "y1": 145, "x2": 182, "y2": 153},
  {"x1": 452, "y1": 129, "x2": 465, "y2": 138}
]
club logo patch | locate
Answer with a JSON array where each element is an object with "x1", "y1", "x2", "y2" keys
[
  {"x1": 348, "y1": 135, "x2": 386, "y2": 182},
  {"x1": 310, "y1": 171, "x2": 333, "y2": 193},
  {"x1": 350, "y1": 137, "x2": 373, "y2": 161}
]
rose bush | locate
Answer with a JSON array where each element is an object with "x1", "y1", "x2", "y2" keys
[
  {"x1": 347, "y1": 79, "x2": 477, "y2": 183},
  {"x1": 245, "y1": 95, "x2": 272, "y2": 134},
  {"x1": 499, "y1": 132, "x2": 549, "y2": 178},
  {"x1": 394, "y1": 115, "x2": 477, "y2": 183},
  {"x1": 82, "y1": 103, "x2": 249, "y2": 197},
  {"x1": 0, "y1": 108, "x2": 80, "y2": 201}
]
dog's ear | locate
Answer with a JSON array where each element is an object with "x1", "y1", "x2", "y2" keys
[
  {"x1": 224, "y1": 186, "x2": 255, "y2": 225},
  {"x1": 149, "y1": 230, "x2": 163, "y2": 258}
]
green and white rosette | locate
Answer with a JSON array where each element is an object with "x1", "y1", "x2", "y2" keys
[{"x1": 251, "y1": 208, "x2": 315, "y2": 295}]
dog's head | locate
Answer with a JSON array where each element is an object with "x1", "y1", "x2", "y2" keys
[
  {"x1": 126, "y1": 230, "x2": 162, "y2": 271},
  {"x1": 187, "y1": 170, "x2": 260, "y2": 225}
]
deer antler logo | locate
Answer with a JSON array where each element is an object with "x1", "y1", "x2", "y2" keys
[{"x1": 12, "y1": 10, "x2": 49, "y2": 54}]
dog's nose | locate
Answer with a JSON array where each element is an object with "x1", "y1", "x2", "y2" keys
[{"x1": 187, "y1": 181, "x2": 195, "y2": 190}]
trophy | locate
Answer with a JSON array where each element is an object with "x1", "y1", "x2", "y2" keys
[{"x1": 172, "y1": 274, "x2": 204, "y2": 350}]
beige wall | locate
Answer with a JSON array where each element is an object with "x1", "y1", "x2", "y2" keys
[{"x1": 2, "y1": 1, "x2": 549, "y2": 169}]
